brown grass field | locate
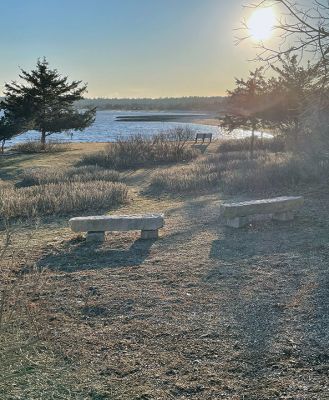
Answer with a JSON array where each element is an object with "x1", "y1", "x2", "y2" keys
[{"x1": 1, "y1": 142, "x2": 329, "y2": 399}]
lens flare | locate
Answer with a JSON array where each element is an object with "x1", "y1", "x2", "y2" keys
[{"x1": 248, "y1": 7, "x2": 275, "y2": 41}]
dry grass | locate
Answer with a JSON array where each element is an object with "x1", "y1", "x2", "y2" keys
[
  {"x1": 0, "y1": 227, "x2": 91, "y2": 399},
  {"x1": 81, "y1": 130, "x2": 198, "y2": 169},
  {"x1": 217, "y1": 136, "x2": 285, "y2": 153},
  {"x1": 19, "y1": 165, "x2": 120, "y2": 187},
  {"x1": 149, "y1": 148, "x2": 327, "y2": 195},
  {"x1": 0, "y1": 181, "x2": 128, "y2": 220},
  {"x1": 1, "y1": 185, "x2": 329, "y2": 399},
  {"x1": 1, "y1": 141, "x2": 329, "y2": 399},
  {"x1": 12, "y1": 140, "x2": 71, "y2": 154},
  {"x1": 221, "y1": 153, "x2": 325, "y2": 194}
]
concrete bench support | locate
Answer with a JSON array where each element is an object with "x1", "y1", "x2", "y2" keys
[
  {"x1": 141, "y1": 230, "x2": 159, "y2": 240},
  {"x1": 220, "y1": 196, "x2": 304, "y2": 228},
  {"x1": 70, "y1": 214, "x2": 164, "y2": 242},
  {"x1": 86, "y1": 231, "x2": 106, "y2": 243}
]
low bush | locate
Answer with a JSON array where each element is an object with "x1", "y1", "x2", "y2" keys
[
  {"x1": 19, "y1": 165, "x2": 120, "y2": 187},
  {"x1": 80, "y1": 129, "x2": 197, "y2": 169},
  {"x1": 217, "y1": 136, "x2": 285, "y2": 154},
  {"x1": 12, "y1": 140, "x2": 70, "y2": 154},
  {"x1": 149, "y1": 152, "x2": 266, "y2": 193},
  {"x1": 149, "y1": 149, "x2": 326, "y2": 195},
  {"x1": 0, "y1": 181, "x2": 128, "y2": 220},
  {"x1": 221, "y1": 154, "x2": 325, "y2": 194},
  {"x1": 150, "y1": 162, "x2": 221, "y2": 193}
]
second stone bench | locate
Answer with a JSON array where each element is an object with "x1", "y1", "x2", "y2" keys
[{"x1": 220, "y1": 196, "x2": 304, "y2": 228}]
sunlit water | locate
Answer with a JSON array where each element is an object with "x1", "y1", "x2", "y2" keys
[{"x1": 6, "y1": 110, "x2": 271, "y2": 145}]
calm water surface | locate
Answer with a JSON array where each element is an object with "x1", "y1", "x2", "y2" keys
[{"x1": 7, "y1": 110, "x2": 271, "y2": 145}]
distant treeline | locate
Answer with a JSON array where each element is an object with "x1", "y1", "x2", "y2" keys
[{"x1": 76, "y1": 96, "x2": 227, "y2": 112}]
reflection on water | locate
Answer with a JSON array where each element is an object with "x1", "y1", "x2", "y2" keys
[{"x1": 6, "y1": 110, "x2": 272, "y2": 145}]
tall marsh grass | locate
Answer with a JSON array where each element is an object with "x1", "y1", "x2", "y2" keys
[
  {"x1": 221, "y1": 154, "x2": 324, "y2": 194},
  {"x1": 0, "y1": 181, "x2": 128, "y2": 220},
  {"x1": 19, "y1": 165, "x2": 120, "y2": 187},
  {"x1": 12, "y1": 140, "x2": 70, "y2": 153},
  {"x1": 217, "y1": 136, "x2": 285, "y2": 154},
  {"x1": 81, "y1": 129, "x2": 197, "y2": 169},
  {"x1": 149, "y1": 149, "x2": 325, "y2": 195}
]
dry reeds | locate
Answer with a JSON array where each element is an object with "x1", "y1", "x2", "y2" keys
[
  {"x1": 0, "y1": 181, "x2": 128, "y2": 220},
  {"x1": 80, "y1": 129, "x2": 198, "y2": 169},
  {"x1": 19, "y1": 165, "x2": 120, "y2": 187},
  {"x1": 149, "y1": 148, "x2": 325, "y2": 195},
  {"x1": 12, "y1": 140, "x2": 70, "y2": 154}
]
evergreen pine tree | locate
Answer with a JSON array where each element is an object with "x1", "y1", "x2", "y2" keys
[
  {"x1": 1, "y1": 58, "x2": 96, "y2": 148},
  {"x1": 0, "y1": 116, "x2": 26, "y2": 153},
  {"x1": 221, "y1": 68, "x2": 267, "y2": 158}
]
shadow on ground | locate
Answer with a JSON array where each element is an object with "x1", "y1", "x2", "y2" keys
[
  {"x1": 202, "y1": 198, "x2": 329, "y2": 391},
  {"x1": 191, "y1": 143, "x2": 210, "y2": 154},
  {"x1": 209, "y1": 216, "x2": 328, "y2": 263},
  {"x1": 38, "y1": 237, "x2": 156, "y2": 272}
]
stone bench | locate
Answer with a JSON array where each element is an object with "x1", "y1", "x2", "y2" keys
[
  {"x1": 220, "y1": 196, "x2": 304, "y2": 228},
  {"x1": 70, "y1": 214, "x2": 164, "y2": 242}
]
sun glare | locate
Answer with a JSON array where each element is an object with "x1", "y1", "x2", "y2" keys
[{"x1": 248, "y1": 7, "x2": 275, "y2": 41}]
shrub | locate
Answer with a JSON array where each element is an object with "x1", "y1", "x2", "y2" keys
[
  {"x1": 217, "y1": 136, "x2": 285, "y2": 154},
  {"x1": 0, "y1": 181, "x2": 128, "y2": 220},
  {"x1": 149, "y1": 152, "x2": 266, "y2": 193},
  {"x1": 19, "y1": 165, "x2": 120, "y2": 187},
  {"x1": 221, "y1": 154, "x2": 324, "y2": 194},
  {"x1": 148, "y1": 149, "x2": 326, "y2": 195},
  {"x1": 80, "y1": 129, "x2": 197, "y2": 169},
  {"x1": 149, "y1": 162, "x2": 221, "y2": 193},
  {"x1": 12, "y1": 140, "x2": 70, "y2": 154}
]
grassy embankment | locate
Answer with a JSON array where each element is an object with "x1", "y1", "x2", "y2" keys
[{"x1": 1, "y1": 138, "x2": 329, "y2": 399}]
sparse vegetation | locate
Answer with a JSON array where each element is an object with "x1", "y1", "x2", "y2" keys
[
  {"x1": 217, "y1": 136, "x2": 285, "y2": 153},
  {"x1": 1, "y1": 141, "x2": 329, "y2": 399},
  {"x1": 2, "y1": 0, "x2": 329, "y2": 397},
  {"x1": 12, "y1": 140, "x2": 71, "y2": 154},
  {"x1": 0, "y1": 181, "x2": 128, "y2": 220},
  {"x1": 19, "y1": 165, "x2": 120, "y2": 187},
  {"x1": 81, "y1": 129, "x2": 198, "y2": 169},
  {"x1": 150, "y1": 140, "x2": 327, "y2": 195},
  {"x1": 221, "y1": 153, "x2": 326, "y2": 194}
]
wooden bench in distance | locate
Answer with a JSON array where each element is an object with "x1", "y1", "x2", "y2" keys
[
  {"x1": 70, "y1": 214, "x2": 165, "y2": 242},
  {"x1": 195, "y1": 133, "x2": 212, "y2": 143},
  {"x1": 220, "y1": 196, "x2": 304, "y2": 228}
]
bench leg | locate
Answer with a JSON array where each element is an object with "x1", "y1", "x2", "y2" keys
[
  {"x1": 273, "y1": 211, "x2": 294, "y2": 221},
  {"x1": 86, "y1": 231, "x2": 105, "y2": 243},
  {"x1": 224, "y1": 217, "x2": 249, "y2": 228},
  {"x1": 141, "y1": 229, "x2": 158, "y2": 240}
]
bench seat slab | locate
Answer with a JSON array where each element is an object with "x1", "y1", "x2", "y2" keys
[
  {"x1": 224, "y1": 211, "x2": 296, "y2": 228},
  {"x1": 221, "y1": 196, "x2": 304, "y2": 219},
  {"x1": 70, "y1": 214, "x2": 164, "y2": 233}
]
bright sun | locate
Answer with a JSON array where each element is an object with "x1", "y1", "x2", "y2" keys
[{"x1": 248, "y1": 7, "x2": 275, "y2": 41}]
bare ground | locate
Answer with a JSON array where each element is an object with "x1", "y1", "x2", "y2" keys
[{"x1": 0, "y1": 143, "x2": 328, "y2": 399}]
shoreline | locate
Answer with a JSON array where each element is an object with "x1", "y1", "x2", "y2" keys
[{"x1": 191, "y1": 118, "x2": 220, "y2": 127}]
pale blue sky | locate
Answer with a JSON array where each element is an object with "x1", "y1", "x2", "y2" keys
[{"x1": 0, "y1": 0, "x2": 286, "y2": 97}]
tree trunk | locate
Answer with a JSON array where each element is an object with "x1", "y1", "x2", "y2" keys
[
  {"x1": 294, "y1": 119, "x2": 299, "y2": 148},
  {"x1": 1, "y1": 139, "x2": 5, "y2": 154},
  {"x1": 41, "y1": 130, "x2": 46, "y2": 150},
  {"x1": 250, "y1": 127, "x2": 255, "y2": 159}
]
